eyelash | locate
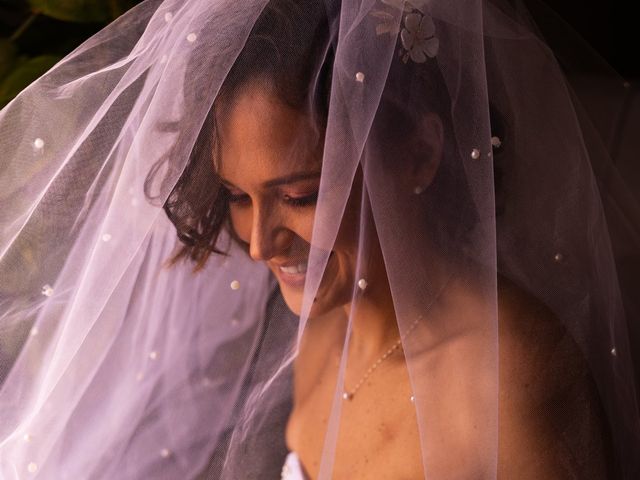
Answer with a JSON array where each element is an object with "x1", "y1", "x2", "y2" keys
[
  {"x1": 283, "y1": 191, "x2": 318, "y2": 207},
  {"x1": 225, "y1": 190, "x2": 318, "y2": 208}
]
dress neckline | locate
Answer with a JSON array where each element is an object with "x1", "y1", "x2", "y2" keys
[{"x1": 281, "y1": 451, "x2": 309, "y2": 480}]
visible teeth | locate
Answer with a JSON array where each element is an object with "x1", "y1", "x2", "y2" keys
[{"x1": 280, "y1": 262, "x2": 307, "y2": 274}]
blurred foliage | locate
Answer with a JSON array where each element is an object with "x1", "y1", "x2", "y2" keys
[
  {"x1": 0, "y1": 0, "x2": 142, "y2": 108},
  {"x1": 28, "y1": 0, "x2": 134, "y2": 22},
  {"x1": 0, "y1": 54, "x2": 58, "y2": 104}
]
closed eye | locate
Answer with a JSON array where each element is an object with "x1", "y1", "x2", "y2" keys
[
  {"x1": 223, "y1": 186, "x2": 318, "y2": 208},
  {"x1": 223, "y1": 187, "x2": 251, "y2": 206},
  {"x1": 228, "y1": 194, "x2": 250, "y2": 205},
  {"x1": 283, "y1": 191, "x2": 318, "y2": 207}
]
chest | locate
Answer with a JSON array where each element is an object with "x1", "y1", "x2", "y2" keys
[
  {"x1": 285, "y1": 358, "x2": 425, "y2": 479},
  {"x1": 284, "y1": 337, "x2": 500, "y2": 479}
]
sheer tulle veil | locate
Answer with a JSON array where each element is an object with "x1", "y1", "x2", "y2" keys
[{"x1": 0, "y1": 0, "x2": 638, "y2": 478}]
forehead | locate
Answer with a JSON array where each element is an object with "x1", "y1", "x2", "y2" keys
[{"x1": 216, "y1": 85, "x2": 323, "y2": 183}]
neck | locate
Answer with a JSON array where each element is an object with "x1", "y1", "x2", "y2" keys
[
  {"x1": 340, "y1": 244, "x2": 455, "y2": 363},
  {"x1": 342, "y1": 274, "x2": 399, "y2": 360}
]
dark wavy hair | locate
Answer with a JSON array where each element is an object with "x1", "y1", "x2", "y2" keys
[
  {"x1": 147, "y1": 0, "x2": 506, "y2": 270},
  {"x1": 144, "y1": 0, "x2": 334, "y2": 269}
]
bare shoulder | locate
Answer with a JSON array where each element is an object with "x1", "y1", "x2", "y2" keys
[
  {"x1": 497, "y1": 275, "x2": 580, "y2": 399},
  {"x1": 496, "y1": 275, "x2": 611, "y2": 478}
]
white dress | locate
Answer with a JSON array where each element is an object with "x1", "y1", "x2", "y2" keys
[{"x1": 281, "y1": 452, "x2": 308, "y2": 480}]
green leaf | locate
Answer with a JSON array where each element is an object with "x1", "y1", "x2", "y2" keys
[
  {"x1": 0, "y1": 39, "x2": 18, "y2": 79},
  {"x1": 28, "y1": 0, "x2": 113, "y2": 23},
  {"x1": 0, "y1": 54, "x2": 60, "y2": 107}
]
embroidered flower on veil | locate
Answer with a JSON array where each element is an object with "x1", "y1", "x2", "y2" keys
[
  {"x1": 371, "y1": 0, "x2": 439, "y2": 63},
  {"x1": 399, "y1": 12, "x2": 438, "y2": 63}
]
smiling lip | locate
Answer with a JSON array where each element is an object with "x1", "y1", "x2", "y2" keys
[
  {"x1": 272, "y1": 252, "x2": 333, "y2": 289},
  {"x1": 274, "y1": 259, "x2": 308, "y2": 288}
]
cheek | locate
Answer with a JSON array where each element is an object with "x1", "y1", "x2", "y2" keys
[
  {"x1": 293, "y1": 210, "x2": 316, "y2": 244},
  {"x1": 333, "y1": 167, "x2": 363, "y2": 252},
  {"x1": 333, "y1": 196, "x2": 361, "y2": 254}
]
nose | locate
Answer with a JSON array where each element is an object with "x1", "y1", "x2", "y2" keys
[{"x1": 248, "y1": 205, "x2": 290, "y2": 262}]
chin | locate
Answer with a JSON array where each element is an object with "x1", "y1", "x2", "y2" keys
[{"x1": 274, "y1": 252, "x2": 354, "y2": 319}]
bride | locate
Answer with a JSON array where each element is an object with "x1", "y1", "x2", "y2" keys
[
  {"x1": 168, "y1": 2, "x2": 615, "y2": 477},
  {"x1": 0, "y1": 0, "x2": 637, "y2": 478}
]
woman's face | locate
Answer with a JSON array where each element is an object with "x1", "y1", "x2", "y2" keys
[{"x1": 216, "y1": 85, "x2": 361, "y2": 317}]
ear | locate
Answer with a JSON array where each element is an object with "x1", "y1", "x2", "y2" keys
[{"x1": 410, "y1": 113, "x2": 443, "y2": 191}]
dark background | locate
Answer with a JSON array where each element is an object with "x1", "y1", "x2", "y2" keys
[
  {"x1": 533, "y1": 0, "x2": 637, "y2": 78},
  {"x1": 0, "y1": 0, "x2": 640, "y2": 99},
  {"x1": 0, "y1": 0, "x2": 637, "y2": 107},
  {"x1": 0, "y1": 0, "x2": 638, "y2": 71}
]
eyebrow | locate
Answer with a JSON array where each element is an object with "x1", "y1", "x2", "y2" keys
[{"x1": 220, "y1": 171, "x2": 322, "y2": 189}]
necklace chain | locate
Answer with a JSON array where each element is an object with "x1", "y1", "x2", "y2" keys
[
  {"x1": 342, "y1": 317, "x2": 421, "y2": 401},
  {"x1": 342, "y1": 274, "x2": 454, "y2": 401}
]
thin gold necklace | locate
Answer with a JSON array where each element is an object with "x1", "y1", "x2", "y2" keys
[
  {"x1": 342, "y1": 316, "x2": 420, "y2": 401},
  {"x1": 341, "y1": 274, "x2": 453, "y2": 401}
]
